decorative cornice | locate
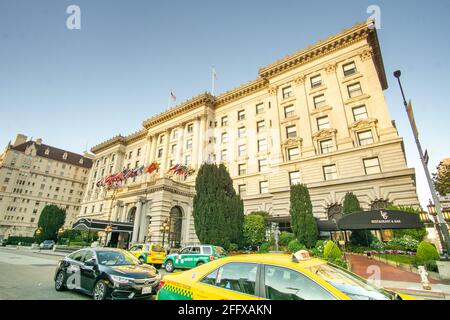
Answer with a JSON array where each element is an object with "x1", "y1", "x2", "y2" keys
[
  {"x1": 91, "y1": 135, "x2": 126, "y2": 154},
  {"x1": 282, "y1": 137, "x2": 303, "y2": 148},
  {"x1": 312, "y1": 128, "x2": 338, "y2": 140},
  {"x1": 268, "y1": 85, "x2": 278, "y2": 96},
  {"x1": 360, "y1": 48, "x2": 373, "y2": 61},
  {"x1": 348, "y1": 118, "x2": 378, "y2": 131},
  {"x1": 293, "y1": 75, "x2": 306, "y2": 86},
  {"x1": 325, "y1": 64, "x2": 337, "y2": 74},
  {"x1": 215, "y1": 78, "x2": 269, "y2": 105}
]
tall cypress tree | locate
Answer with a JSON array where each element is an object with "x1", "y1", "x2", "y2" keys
[
  {"x1": 37, "y1": 205, "x2": 66, "y2": 242},
  {"x1": 193, "y1": 163, "x2": 244, "y2": 248},
  {"x1": 289, "y1": 184, "x2": 318, "y2": 248},
  {"x1": 343, "y1": 192, "x2": 373, "y2": 247}
]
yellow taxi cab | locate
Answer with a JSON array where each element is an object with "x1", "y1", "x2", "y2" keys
[
  {"x1": 129, "y1": 243, "x2": 166, "y2": 268},
  {"x1": 157, "y1": 250, "x2": 418, "y2": 300}
]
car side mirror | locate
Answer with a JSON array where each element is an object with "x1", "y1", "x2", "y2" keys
[{"x1": 85, "y1": 258, "x2": 97, "y2": 267}]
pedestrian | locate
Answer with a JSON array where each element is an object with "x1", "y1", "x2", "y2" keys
[{"x1": 165, "y1": 243, "x2": 171, "y2": 255}]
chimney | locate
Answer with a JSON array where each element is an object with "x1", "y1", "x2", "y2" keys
[
  {"x1": 12, "y1": 134, "x2": 27, "y2": 147},
  {"x1": 35, "y1": 138, "x2": 42, "y2": 145}
]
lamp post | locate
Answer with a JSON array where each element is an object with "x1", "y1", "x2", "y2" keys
[
  {"x1": 104, "y1": 224, "x2": 113, "y2": 247},
  {"x1": 160, "y1": 218, "x2": 170, "y2": 247},
  {"x1": 393, "y1": 70, "x2": 450, "y2": 256},
  {"x1": 57, "y1": 227, "x2": 65, "y2": 245}
]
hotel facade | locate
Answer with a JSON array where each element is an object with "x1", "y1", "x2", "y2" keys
[{"x1": 76, "y1": 21, "x2": 420, "y2": 249}]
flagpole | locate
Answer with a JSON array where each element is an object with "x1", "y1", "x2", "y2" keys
[
  {"x1": 211, "y1": 66, "x2": 215, "y2": 96},
  {"x1": 167, "y1": 90, "x2": 172, "y2": 109}
]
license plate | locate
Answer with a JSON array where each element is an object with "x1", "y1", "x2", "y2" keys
[{"x1": 142, "y1": 286, "x2": 152, "y2": 295}]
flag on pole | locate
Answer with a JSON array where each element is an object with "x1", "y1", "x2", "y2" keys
[
  {"x1": 170, "y1": 91, "x2": 177, "y2": 102},
  {"x1": 424, "y1": 149, "x2": 429, "y2": 166},
  {"x1": 406, "y1": 100, "x2": 419, "y2": 138},
  {"x1": 211, "y1": 66, "x2": 217, "y2": 95}
]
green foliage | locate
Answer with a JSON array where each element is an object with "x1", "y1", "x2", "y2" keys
[
  {"x1": 342, "y1": 192, "x2": 362, "y2": 214},
  {"x1": 385, "y1": 235, "x2": 419, "y2": 251},
  {"x1": 386, "y1": 204, "x2": 427, "y2": 241},
  {"x1": 433, "y1": 161, "x2": 450, "y2": 196},
  {"x1": 287, "y1": 239, "x2": 305, "y2": 253},
  {"x1": 5, "y1": 236, "x2": 36, "y2": 246},
  {"x1": 331, "y1": 258, "x2": 348, "y2": 269},
  {"x1": 416, "y1": 241, "x2": 440, "y2": 264},
  {"x1": 350, "y1": 230, "x2": 374, "y2": 247},
  {"x1": 279, "y1": 232, "x2": 296, "y2": 247},
  {"x1": 36, "y1": 205, "x2": 66, "y2": 242},
  {"x1": 193, "y1": 163, "x2": 244, "y2": 248},
  {"x1": 323, "y1": 240, "x2": 342, "y2": 260},
  {"x1": 228, "y1": 243, "x2": 239, "y2": 252},
  {"x1": 369, "y1": 237, "x2": 385, "y2": 251},
  {"x1": 258, "y1": 242, "x2": 270, "y2": 253},
  {"x1": 243, "y1": 214, "x2": 266, "y2": 248},
  {"x1": 289, "y1": 184, "x2": 318, "y2": 248}
]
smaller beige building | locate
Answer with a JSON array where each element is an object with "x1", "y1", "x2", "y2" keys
[{"x1": 0, "y1": 134, "x2": 93, "y2": 239}]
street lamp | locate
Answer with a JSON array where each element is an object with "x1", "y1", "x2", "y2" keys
[
  {"x1": 35, "y1": 227, "x2": 42, "y2": 237},
  {"x1": 57, "y1": 227, "x2": 65, "y2": 244},
  {"x1": 160, "y1": 219, "x2": 170, "y2": 247},
  {"x1": 104, "y1": 224, "x2": 113, "y2": 247},
  {"x1": 393, "y1": 70, "x2": 450, "y2": 256}
]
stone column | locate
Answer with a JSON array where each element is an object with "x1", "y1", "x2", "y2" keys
[
  {"x1": 177, "y1": 124, "x2": 185, "y2": 163},
  {"x1": 143, "y1": 134, "x2": 153, "y2": 165},
  {"x1": 138, "y1": 201, "x2": 149, "y2": 243},
  {"x1": 121, "y1": 203, "x2": 129, "y2": 222},
  {"x1": 191, "y1": 118, "x2": 201, "y2": 167},
  {"x1": 131, "y1": 200, "x2": 144, "y2": 243},
  {"x1": 111, "y1": 200, "x2": 123, "y2": 221},
  {"x1": 160, "y1": 129, "x2": 171, "y2": 177},
  {"x1": 197, "y1": 115, "x2": 207, "y2": 168}
]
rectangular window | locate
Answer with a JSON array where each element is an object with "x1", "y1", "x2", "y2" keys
[
  {"x1": 257, "y1": 139, "x2": 267, "y2": 152},
  {"x1": 256, "y1": 103, "x2": 264, "y2": 114},
  {"x1": 313, "y1": 94, "x2": 326, "y2": 109},
  {"x1": 172, "y1": 129, "x2": 178, "y2": 140},
  {"x1": 317, "y1": 116, "x2": 330, "y2": 130},
  {"x1": 187, "y1": 124, "x2": 194, "y2": 133},
  {"x1": 288, "y1": 147, "x2": 300, "y2": 160},
  {"x1": 348, "y1": 82, "x2": 363, "y2": 98},
  {"x1": 186, "y1": 139, "x2": 193, "y2": 150},
  {"x1": 286, "y1": 125, "x2": 297, "y2": 138},
  {"x1": 159, "y1": 135, "x2": 165, "y2": 144},
  {"x1": 352, "y1": 105, "x2": 368, "y2": 121},
  {"x1": 185, "y1": 155, "x2": 192, "y2": 165},
  {"x1": 238, "y1": 184, "x2": 246, "y2": 196},
  {"x1": 157, "y1": 148, "x2": 163, "y2": 158},
  {"x1": 238, "y1": 144, "x2": 247, "y2": 157},
  {"x1": 284, "y1": 105, "x2": 295, "y2": 118},
  {"x1": 282, "y1": 86, "x2": 293, "y2": 99},
  {"x1": 258, "y1": 158, "x2": 268, "y2": 172},
  {"x1": 256, "y1": 120, "x2": 265, "y2": 133},
  {"x1": 289, "y1": 171, "x2": 301, "y2": 185},
  {"x1": 357, "y1": 130, "x2": 374, "y2": 146},
  {"x1": 221, "y1": 116, "x2": 228, "y2": 126},
  {"x1": 364, "y1": 157, "x2": 381, "y2": 175},
  {"x1": 343, "y1": 61, "x2": 357, "y2": 76},
  {"x1": 171, "y1": 144, "x2": 177, "y2": 155},
  {"x1": 137, "y1": 148, "x2": 142, "y2": 156},
  {"x1": 320, "y1": 139, "x2": 335, "y2": 154},
  {"x1": 323, "y1": 165, "x2": 337, "y2": 181},
  {"x1": 238, "y1": 164, "x2": 246, "y2": 176},
  {"x1": 221, "y1": 132, "x2": 228, "y2": 144},
  {"x1": 259, "y1": 181, "x2": 269, "y2": 194},
  {"x1": 310, "y1": 75, "x2": 322, "y2": 88},
  {"x1": 221, "y1": 149, "x2": 227, "y2": 162},
  {"x1": 238, "y1": 126, "x2": 246, "y2": 138},
  {"x1": 238, "y1": 110, "x2": 246, "y2": 121}
]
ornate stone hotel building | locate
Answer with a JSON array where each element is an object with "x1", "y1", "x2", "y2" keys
[
  {"x1": 0, "y1": 135, "x2": 93, "y2": 239},
  {"x1": 76, "y1": 21, "x2": 420, "y2": 248}
]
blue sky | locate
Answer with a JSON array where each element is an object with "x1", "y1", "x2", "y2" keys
[{"x1": 0, "y1": 0, "x2": 449, "y2": 208}]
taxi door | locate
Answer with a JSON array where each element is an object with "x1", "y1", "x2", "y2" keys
[
  {"x1": 129, "y1": 244, "x2": 143, "y2": 258},
  {"x1": 173, "y1": 247, "x2": 191, "y2": 268},
  {"x1": 192, "y1": 262, "x2": 263, "y2": 300},
  {"x1": 185, "y1": 246, "x2": 202, "y2": 268}
]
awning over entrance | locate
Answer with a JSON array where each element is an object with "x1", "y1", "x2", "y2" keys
[
  {"x1": 317, "y1": 210, "x2": 424, "y2": 231},
  {"x1": 72, "y1": 218, "x2": 133, "y2": 233}
]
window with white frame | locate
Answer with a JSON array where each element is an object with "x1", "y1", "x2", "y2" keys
[
  {"x1": 347, "y1": 82, "x2": 363, "y2": 98},
  {"x1": 323, "y1": 165, "x2": 337, "y2": 181},
  {"x1": 238, "y1": 184, "x2": 246, "y2": 196},
  {"x1": 187, "y1": 123, "x2": 194, "y2": 133},
  {"x1": 238, "y1": 164, "x2": 246, "y2": 176},
  {"x1": 258, "y1": 139, "x2": 267, "y2": 152},
  {"x1": 238, "y1": 126, "x2": 246, "y2": 138},
  {"x1": 284, "y1": 105, "x2": 295, "y2": 118},
  {"x1": 238, "y1": 109, "x2": 246, "y2": 121},
  {"x1": 171, "y1": 144, "x2": 177, "y2": 155},
  {"x1": 286, "y1": 125, "x2": 297, "y2": 138},
  {"x1": 317, "y1": 116, "x2": 330, "y2": 130},
  {"x1": 364, "y1": 157, "x2": 381, "y2": 175},
  {"x1": 313, "y1": 94, "x2": 326, "y2": 109},
  {"x1": 343, "y1": 61, "x2": 357, "y2": 76},
  {"x1": 221, "y1": 132, "x2": 228, "y2": 144},
  {"x1": 256, "y1": 103, "x2": 264, "y2": 114},
  {"x1": 352, "y1": 105, "x2": 368, "y2": 121},
  {"x1": 259, "y1": 181, "x2": 269, "y2": 194},
  {"x1": 288, "y1": 147, "x2": 300, "y2": 160},
  {"x1": 238, "y1": 144, "x2": 247, "y2": 157},
  {"x1": 310, "y1": 75, "x2": 322, "y2": 88},
  {"x1": 257, "y1": 120, "x2": 266, "y2": 133},
  {"x1": 289, "y1": 171, "x2": 301, "y2": 185},
  {"x1": 221, "y1": 149, "x2": 227, "y2": 162},
  {"x1": 186, "y1": 139, "x2": 193, "y2": 150},
  {"x1": 320, "y1": 139, "x2": 335, "y2": 154},
  {"x1": 282, "y1": 86, "x2": 293, "y2": 99},
  {"x1": 258, "y1": 158, "x2": 268, "y2": 172},
  {"x1": 185, "y1": 155, "x2": 191, "y2": 165},
  {"x1": 221, "y1": 116, "x2": 228, "y2": 126},
  {"x1": 357, "y1": 130, "x2": 374, "y2": 146}
]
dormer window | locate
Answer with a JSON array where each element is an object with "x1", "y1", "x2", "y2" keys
[
  {"x1": 45, "y1": 148, "x2": 50, "y2": 156},
  {"x1": 62, "y1": 152, "x2": 68, "y2": 160},
  {"x1": 79, "y1": 158, "x2": 84, "y2": 165}
]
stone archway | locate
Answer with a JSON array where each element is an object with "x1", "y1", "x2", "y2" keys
[{"x1": 168, "y1": 206, "x2": 183, "y2": 248}]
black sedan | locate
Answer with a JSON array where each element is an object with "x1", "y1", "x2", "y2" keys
[{"x1": 54, "y1": 247, "x2": 161, "y2": 300}]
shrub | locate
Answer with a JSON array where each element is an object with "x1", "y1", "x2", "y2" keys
[
  {"x1": 5, "y1": 236, "x2": 36, "y2": 246},
  {"x1": 287, "y1": 239, "x2": 305, "y2": 253},
  {"x1": 228, "y1": 243, "x2": 239, "y2": 252},
  {"x1": 370, "y1": 238, "x2": 385, "y2": 251},
  {"x1": 243, "y1": 214, "x2": 266, "y2": 248},
  {"x1": 385, "y1": 235, "x2": 419, "y2": 252},
  {"x1": 312, "y1": 240, "x2": 326, "y2": 257},
  {"x1": 258, "y1": 243, "x2": 270, "y2": 253},
  {"x1": 323, "y1": 241, "x2": 342, "y2": 261},
  {"x1": 279, "y1": 232, "x2": 296, "y2": 247},
  {"x1": 416, "y1": 241, "x2": 440, "y2": 265}
]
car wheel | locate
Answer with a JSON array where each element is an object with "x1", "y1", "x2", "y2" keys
[
  {"x1": 165, "y1": 260, "x2": 174, "y2": 273},
  {"x1": 139, "y1": 257, "x2": 146, "y2": 264},
  {"x1": 196, "y1": 261, "x2": 204, "y2": 267},
  {"x1": 55, "y1": 271, "x2": 66, "y2": 291},
  {"x1": 154, "y1": 264, "x2": 162, "y2": 269},
  {"x1": 93, "y1": 280, "x2": 108, "y2": 300}
]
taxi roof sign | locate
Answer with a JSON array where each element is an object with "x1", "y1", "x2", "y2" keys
[{"x1": 292, "y1": 250, "x2": 311, "y2": 262}]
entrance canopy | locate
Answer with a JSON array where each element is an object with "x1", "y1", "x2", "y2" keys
[
  {"x1": 317, "y1": 210, "x2": 424, "y2": 231},
  {"x1": 72, "y1": 218, "x2": 133, "y2": 233}
]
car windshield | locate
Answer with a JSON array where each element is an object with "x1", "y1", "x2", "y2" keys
[
  {"x1": 96, "y1": 250, "x2": 140, "y2": 266},
  {"x1": 151, "y1": 244, "x2": 165, "y2": 252},
  {"x1": 43, "y1": 240, "x2": 53, "y2": 244},
  {"x1": 306, "y1": 263, "x2": 395, "y2": 300}
]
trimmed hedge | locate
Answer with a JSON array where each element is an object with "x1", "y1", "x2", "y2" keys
[
  {"x1": 287, "y1": 239, "x2": 305, "y2": 253},
  {"x1": 323, "y1": 240, "x2": 342, "y2": 260},
  {"x1": 5, "y1": 236, "x2": 36, "y2": 246},
  {"x1": 258, "y1": 243, "x2": 270, "y2": 253},
  {"x1": 279, "y1": 232, "x2": 296, "y2": 247},
  {"x1": 416, "y1": 241, "x2": 439, "y2": 263}
]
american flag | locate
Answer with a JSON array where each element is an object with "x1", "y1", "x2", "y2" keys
[{"x1": 170, "y1": 91, "x2": 176, "y2": 101}]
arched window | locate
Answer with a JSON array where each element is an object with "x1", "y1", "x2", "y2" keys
[
  {"x1": 327, "y1": 203, "x2": 342, "y2": 219},
  {"x1": 371, "y1": 199, "x2": 389, "y2": 210}
]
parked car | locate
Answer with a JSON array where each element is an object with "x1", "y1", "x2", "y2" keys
[
  {"x1": 162, "y1": 245, "x2": 225, "y2": 273},
  {"x1": 54, "y1": 247, "x2": 161, "y2": 300},
  {"x1": 1, "y1": 238, "x2": 6, "y2": 247},
  {"x1": 157, "y1": 251, "x2": 418, "y2": 300},
  {"x1": 40, "y1": 240, "x2": 55, "y2": 250},
  {"x1": 129, "y1": 243, "x2": 166, "y2": 268}
]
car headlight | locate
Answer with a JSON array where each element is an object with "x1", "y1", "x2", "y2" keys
[{"x1": 110, "y1": 275, "x2": 133, "y2": 285}]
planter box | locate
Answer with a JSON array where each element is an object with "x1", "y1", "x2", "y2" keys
[{"x1": 436, "y1": 260, "x2": 450, "y2": 280}]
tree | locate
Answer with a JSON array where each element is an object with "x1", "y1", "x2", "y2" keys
[
  {"x1": 243, "y1": 214, "x2": 266, "y2": 249},
  {"x1": 289, "y1": 184, "x2": 318, "y2": 248},
  {"x1": 386, "y1": 204, "x2": 427, "y2": 241},
  {"x1": 343, "y1": 192, "x2": 374, "y2": 247},
  {"x1": 36, "y1": 205, "x2": 66, "y2": 242},
  {"x1": 193, "y1": 163, "x2": 244, "y2": 248},
  {"x1": 433, "y1": 161, "x2": 450, "y2": 196}
]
